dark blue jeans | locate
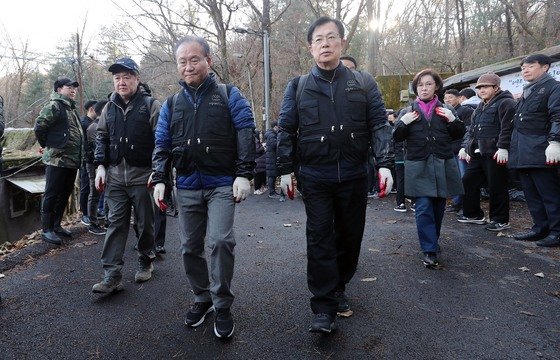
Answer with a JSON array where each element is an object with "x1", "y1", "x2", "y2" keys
[{"x1": 414, "y1": 197, "x2": 446, "y2": 253}]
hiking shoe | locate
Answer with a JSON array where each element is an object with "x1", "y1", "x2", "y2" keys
[
  {"x1": 81, "y1": 215, "x2": 91, "y2": 226},
  {"x1": 485, "y1": 222, "x2": 511, "y2": 231},
  {"x1": 214, "y1": 308, "x2": 235, "y2": 339},
  {"x1": 457, "y1": 215, "x2": 486, "y2": 225},
  {"x1": 423, "y1": 252, "x2": 439, "y2": 268},
  {"x1": 88, "y1": 224, "x2": 107, "y2": 236},
  {"x1": 185, "y1": 301, "x2": 214, "y2": 327},
  {"x1": 92, "y1": 277, "x2": 123, "y2": 293},
  {"x1": 155, "y1": 245, "x2": 166, "y2": 254},
  {"x1": 54, "y1": 226, "x2": 72, "y2": 237},
  {"x1": 309, "y1": 313, "x2": 336, "y2": 333},
  {"x1": 394, "y1": 203, "x2": 407, "y2": 212},
  {"x1": 134, "y1": 262, "x2": 153, "y2": 283},
  {"x1": 41, "y1": 230, "x2": 62, "y2": 245},
  {"x1": 334, "y1": 291, "x2": 350, "y2": 313}
]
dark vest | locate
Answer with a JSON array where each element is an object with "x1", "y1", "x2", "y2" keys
[
  {"x1": 106, "y1": 94, "x2": 154, "y2": 167},
  {"x1": 297, "y1": 70, "x2": 370, "y2": 166},
  {"x1": 514, "y1": 77, "x2": 558, "y2": 136},
  {"x1": 45, "y1": 101, "x2": 71, "y2": 149},
  {"x1": 404, "y1": 102, "x2": 455, "y2": 161},
  {"x1": 170, "y1": 85, "x2": 236, "y2": 176}
]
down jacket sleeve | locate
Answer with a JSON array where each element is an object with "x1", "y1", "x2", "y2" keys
[{"x1": 228, "y1": 86, "x2": 256, "y2": 180}]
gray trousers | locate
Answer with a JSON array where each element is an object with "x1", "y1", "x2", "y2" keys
[
  {"x1": 86, "y1": 163, "x2": 101, "y2": 226},
  {"x1": 177, "y1": 186, "x2": 236, "y2": 309},
  {"x1": 101, "y1": 182, "x2": 155, "y2": 279}
]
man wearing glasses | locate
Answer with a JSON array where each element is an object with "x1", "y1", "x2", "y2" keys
[
  {"x1": 277, "y1": 16, "x2": 394, "y2": 334},
  {"x1": 34, "y1": 78, "x2": 84, "y2": 245}
]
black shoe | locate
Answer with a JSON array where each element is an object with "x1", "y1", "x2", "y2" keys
[
  {"x1": 334, "y1": 291, "x2": 350, "y2": 313},
  {"x1": 88, "y1": 224, "x2": 107, "y2": 236},
  {"x1": 446, "y1": 205, "x2": 461, "y2": 213},
  {"x1": 81, "y1": 215, "x2": 91, "y2": 226},
  {"x1": 155, "y1": 245, "x2": 166, "y2": 254},
  {"x1": 513, "y1": 230, "x2": 548, "y2": 241},
  {"x1": 184, "y1": 301, "x2": 214, "y2": 327},
  {"x1": 423, "y1": 252, "x2": 439, "y2": 268},
  {"x1": 41, "y1": 230, "x2": 62, "y2": 245},
  {"x1": 536, "y1": 234, "x2": 560, "y2": 247},
  {"x1": 54, "y1": 226, "x2": 72, "y2": 237},
  {"x1": 214, "y1": 308, "x2": 235, "y2": 339},
  {"x1": 309, "y1": 313, "x2": 336, "y2": 333}
]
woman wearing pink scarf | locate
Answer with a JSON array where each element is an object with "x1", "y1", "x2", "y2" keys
[{"x1": 393, "y1": 69, "x2": 466, "y2": 267}]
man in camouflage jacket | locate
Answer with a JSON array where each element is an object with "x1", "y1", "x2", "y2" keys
[{"x1": 34, "y1": 78, "x2": 84, "y2": 245}]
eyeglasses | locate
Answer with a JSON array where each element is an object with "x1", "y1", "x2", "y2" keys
[{"x1": 311, "y1": 34, "x2": 340, "y2": 45}]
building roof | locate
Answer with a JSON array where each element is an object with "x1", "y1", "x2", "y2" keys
[{"x1": 443, "y1": 44, "x2": 560, "y2": 89}]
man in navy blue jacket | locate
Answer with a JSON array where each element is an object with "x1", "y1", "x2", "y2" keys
[
  {"x1": 277, "y1": 16, "x2": 394, "y2": 334},
  {"x1": 151, "y1": 35, "x2": 255, "y2": 339}
]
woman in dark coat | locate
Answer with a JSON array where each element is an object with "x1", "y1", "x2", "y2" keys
[{"x1": 393, "y1": 69, "x2": 465, "y2": 268}]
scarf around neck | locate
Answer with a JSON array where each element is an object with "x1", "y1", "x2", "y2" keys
[{"x1": 416, "y1": 96, "x2": 439, "y2": 120}]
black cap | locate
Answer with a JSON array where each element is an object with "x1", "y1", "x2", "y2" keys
[
  {"x1": 458, "y1": 88, "x2": 476, "y2": 98},
  {"x1": 54, "y1": 77, "x2": 79, "y2": 91},
  {"x1": 84, "y1": 100, "x2": 98, "y2": 112},
  {"x1": 520, "y1": 53, "x2": 553, "y2": 66},
  {"x1": 108, "y1": 57, "x2": 140, "y2": 74}
]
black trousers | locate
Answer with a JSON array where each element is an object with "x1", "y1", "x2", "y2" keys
[
  {"x1": 42, "y1": 165, "x2": 78, "y2": 230},
  {"x1": 254, "y1": 172, "x2": 266, "y2": 190},
  {"x1": 518, "y1": 168, "x2": 560, "y2": 236},
  {"x1": 300, "y1": 176, "x2": 367, "y2": 317},
  {"x1": 395, "y1": 163, "x2": 405, "y2": 205},
  {"x1": 79, "y1": 162, "x2": 89, "y2": 215},
  {"x1": 462, "y1": 155, "x2": 509, "y2": 223}
]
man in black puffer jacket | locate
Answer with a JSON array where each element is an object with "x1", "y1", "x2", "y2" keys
[
  {"x1": 458, "y1": 73, "x2": 516, "y2": 231},
  {"x1": 509, "y1": 54, "x2": 560, "y2": 247}
]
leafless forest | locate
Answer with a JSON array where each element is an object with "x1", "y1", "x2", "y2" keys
[{"x1": 0, "y1": 0, "x2": 558, "y2": 129}]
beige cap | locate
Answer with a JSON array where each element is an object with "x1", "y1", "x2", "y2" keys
[{"x1": 475, "y1": 73, "x2": 500, "y2": 89}]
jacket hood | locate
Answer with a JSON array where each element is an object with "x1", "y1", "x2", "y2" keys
[
  {"x1": 479, "y1": 89, "x2": 514, "y2": 109},
  {"x1": 50, "y1": 91, "x2": 76, "y2": 108}
]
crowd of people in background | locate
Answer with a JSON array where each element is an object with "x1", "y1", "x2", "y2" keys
[{"x1": 20, "y1": 14, "x2": 559, "y2": 341}]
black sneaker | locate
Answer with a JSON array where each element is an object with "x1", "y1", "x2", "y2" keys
[
  {"x1": 484, "y1": 222, "x2": 511, "y2": 231},
  {"x1": 184, "y1": 301, "x2": 214, "y2": 327},
  {"x1": 81, "y1": 215, "x2": 92, "y2": 226},
  {"x1": 155, "y1": 245, "x2": 166, "y2": 254},
  {"x1": 457, "y1": 215, "x2": 486, "y2": 225},
  {"x1": 394, "y1": 203, "x2": 407, "y2": 212},
  {"x1": 88, "y1": 224, "x2": 107, "y2": 236},
  {"x1": 423, "y1": 252, "x2": 439, "y2": 268},
  {"x1": 214, "y1": 308, "x2": 235, "y2": 339},
  {"x1": 410, "y1": 203, "x2": 416, "y2": 212},
  {"x1": 334, "y1": 291, "x2": 350, "y2": 312},
  {"x1": 309, "y1": 313, "x2": 336, "y2": 333}
]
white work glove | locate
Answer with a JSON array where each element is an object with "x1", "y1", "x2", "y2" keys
[
  {"x1": 280, "y1": 174, "x2": 294, "y2": 199},
  {"x1": 435, "y1": 107, "x2": 456, "y2": 122},
  {"x1": 458, "y1": 148, "x2": 471, "y2": 163},
  {"x1": 493, "y1": 148, "x2": 508, "y2": 165},
  {"x1": 377, "y1": 167, "x2": 393, "y2": 198},
  {"x1": 232, "y1": 177, "x2": 251, "y2": 202},
  {"x1": 400, "y1": 111, "x2": 419, "y2": 125},
  {"x1": 153, "y1": 183, "x2": 166, "y2": 211},
  {"x1": 545, "y1": 141, "x2": 560, "y2": 165},
  {"x1": 95, "y1": 165, "x2": 106, "y2": 192}
]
